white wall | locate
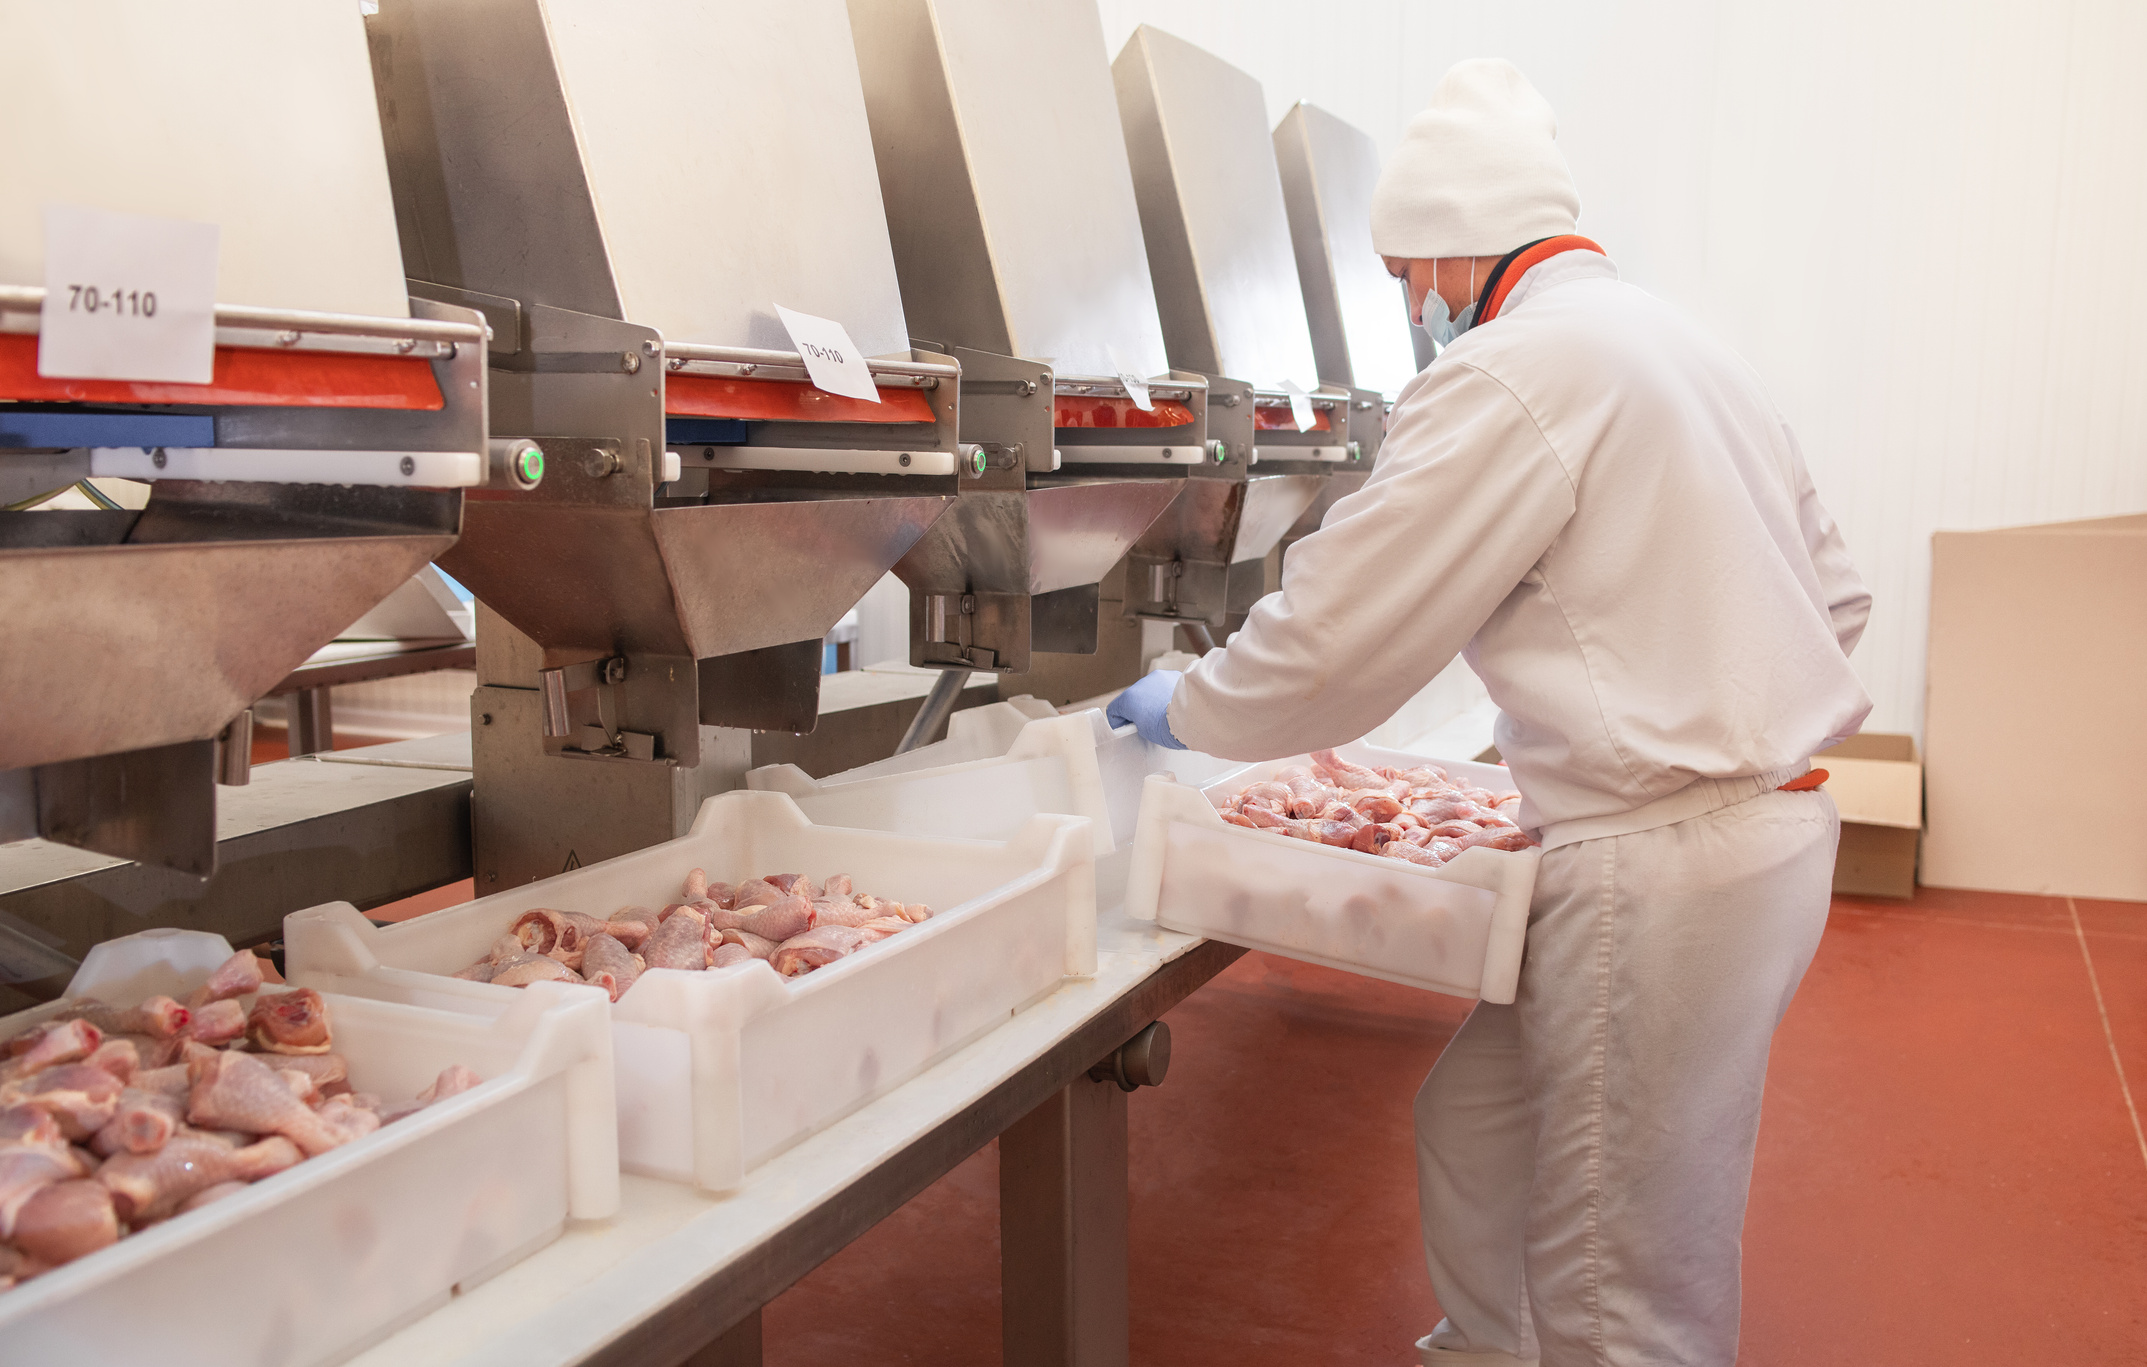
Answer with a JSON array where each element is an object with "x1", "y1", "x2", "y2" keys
[{"x1": 1095, "y1": 0, "x2": 2147, "y2": 737}]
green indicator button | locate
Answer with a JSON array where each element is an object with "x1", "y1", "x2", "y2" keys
[{"x1": 516, "y1": 444, "x2": 544, "y2": 486}]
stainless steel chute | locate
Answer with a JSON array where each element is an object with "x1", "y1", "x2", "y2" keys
[
  {"x1": 1110, "y1": 24, "x2": 1357, "y2": 625},
  {"x1": 0, "y1": 3, "x2": 486, "y2": 875},
  {"x1": 368, "y1": 0, "x2": 962, "y2": 882},
  {"x1": 1273, "y1": 100, "x2": 1422, "y2": 546},
  {"x1": 847, "y1": 0, "x2": 1200, "y2": 669}
]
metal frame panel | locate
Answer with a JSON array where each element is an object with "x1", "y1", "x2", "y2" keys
[
  {"x1": 850, "y1": 0, "x2": 1170, "y2": 378},
  {"x1": 1274, "y1": 102, "x2": 1420, "y2": 397},
  {"x1": 1, "y1": 0, "x2": 410, "y2": 319},
  {"x1": 370, "y1": 0, "x2": 912, "y2": 355},
  {"x1": 1111, "y1": 27, "x2": 1319, "y2": 392}
]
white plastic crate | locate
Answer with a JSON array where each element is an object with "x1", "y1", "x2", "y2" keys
[
  {"x1": 747, "y1": 700, "x2": 1119, "y2": 851},
  {"x1": 796, "y1": 695, "x2": 1062, "y2": 780},
  {"x1": 1124, "y1": 742, "x2": 1540, "y2": 1002},
  {"x1": 751, "y1": 701, "x2": 1242, "y2": 906},
  {"x1": 0, "y1": 927, "x2": 616, "y2": 1367},
  {"x1": 286, "y1": 790, "x2": 1096, "y2": 1192}
]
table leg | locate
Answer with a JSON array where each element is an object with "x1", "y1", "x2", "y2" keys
[
  {"x1": 290, "y1": 687, "x2": 333, "y2": 757},
  {"x1": 680, "y1": 1307, "x2": 760, "y2": 1367},
  {"x1": 1000, "y1": 1074, "x2": 1130, "y2": 1367}
]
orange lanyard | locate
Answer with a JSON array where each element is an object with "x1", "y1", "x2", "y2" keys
[{"x1": 1474, "y1": 234, "x2": 1607, "y2": 326}]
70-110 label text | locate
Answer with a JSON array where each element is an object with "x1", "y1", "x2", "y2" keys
[
  {"x1": 66, "y1": 284, "x2": 158, "y2": 318},
  {"x1": 798, "y1": 341, "x2": 847, "y2": 364}
]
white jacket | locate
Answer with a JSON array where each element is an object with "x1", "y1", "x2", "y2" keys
[{"x1": 1168, "y1": 250, "x2": 1872, "y2": 840}]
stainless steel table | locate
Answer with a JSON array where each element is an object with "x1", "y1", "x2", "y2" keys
[{"x1": 347, "y1": 904, "x2": 1242, "y2": 1367}]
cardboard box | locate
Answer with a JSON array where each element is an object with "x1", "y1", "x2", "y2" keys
[
  {"x1": 1923, "y1": 514, "x2": 2147, "y2": 900},
  {"x1": 1815, "y1": 733, "x2": 1923, "y2": 899}
]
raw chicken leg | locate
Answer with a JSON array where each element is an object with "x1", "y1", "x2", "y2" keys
[
  {"x1": 603, "y1": 910, "x2": 656, "y2": 951},
  {"x1": 1, "y1": 1020, "x2": 102, "y2": 1082},
  {"x1": 769, "y1": 926, "x2": 870, "y2": 977},
  {"x1": 641, "y1": 907, "x2": 708, "y2": 970},
  {"x1": 185, "y1": 998, "x2": 249, "y2": 1045},
  {"x1": 185, "y1": 1051, "x2": 348, "y2": 1156},
  {"x1": 186, "y1": 951, "x2": 265, "y2": 1008},
  {"x1": 416, "y1": 1066, "x2": 482, "y2": 1106},
  {"x1": 54, "y1": 996, "x2": 190, "y2": 1040},
  {"x1": 3, "y1": 1064, "x2": 126, "y2": 1141},
  {"x1": 488, "y1": 954, "x2": 584, "y2": 987},
  {"x1": 717, "y1": 929, "x2": 778, "y2": 960},
  {"x1": 580, "y1": 933, "x2": 642, "y2": 1001},
  {"x1": 11, "y1": 1180, "x2": 118, "y2": 1265},
  {"x1": 90, "y1": 1089, "x2": 184, "y2": 1156},
  {"x1": 248, "y1": 989, "x2": 332, "y2": 1055},
  {"x1": 97, "y1": 1133, "x2": 301, "y2": 1222},
  {"x1": 0, "y1": 1143, "x2": 83, "y2": 1240},
  {"x1": 83, "y1": 1038, "x2": 140, "y2": 1082}
]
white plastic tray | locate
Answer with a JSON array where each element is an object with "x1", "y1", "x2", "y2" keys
[
  {"x1": 747, "y1": 699, "x2": 1119, "y2": 851},
  {"x1": 0, "y1": 927, "x2": 616, "y2": 1367},
  {"x1": 791, "y1": 695, "x2": 1062, "y2": 780},
  {"x1": 286, "y1": 790, "x2": 1096, "y2": 1192},
  {"x1": 751, "y1": 700, "x2": 1242, "y2": 905},
  {"x1": 1123, "y1": 742, "x2": 1539, "y2": 1002}
]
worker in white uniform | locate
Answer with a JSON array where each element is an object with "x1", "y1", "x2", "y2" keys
[{"x1": 1108, "y1": 58, "x2": 1873, "y2": 1367}]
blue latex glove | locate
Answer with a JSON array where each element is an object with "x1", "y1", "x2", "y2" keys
[{"x1": 1106, "y1": 669, "x2": 1187, "y2": 750}]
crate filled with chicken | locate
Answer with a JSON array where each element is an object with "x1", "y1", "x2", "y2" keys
[
  {"x1": 285, "y1": 790, "x2": 1097, "y2": 1193},
  {"x1": 1125, "y1": 744, "x2": 1542, "y2": 1001},
  {"x1": 0, "y1": 928, "x2": 615, "y2": 1367}
]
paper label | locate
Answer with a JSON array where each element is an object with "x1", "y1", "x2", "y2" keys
[
  {"x1": 775, "y1": 304, "x2": 881, "y2": 404},
  {"x1": 1107, "y1": 343, "x2": 1154, "y2": 412},
  {"x1": 1282, "y1": 379, "x2": 1315, "y2": 433},
  {"x1": 39, "y1": 204, "x2": 219, "y2": 384}
]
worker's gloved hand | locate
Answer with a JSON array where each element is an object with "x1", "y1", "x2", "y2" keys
[{"x1": 1106, "y1": 669, "x2": 1187, "y2": 750}]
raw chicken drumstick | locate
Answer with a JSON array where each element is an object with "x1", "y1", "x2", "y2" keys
[
  {"x1": 0, "y1": 971, "x2": 482, "y2": 1289},
  {"x1": 453, "y1": 867, "x2": 935, "y2": 991},
  {"x1": 248, "y1": 989, "x2": 333, "y2": 1055},
  {"x1": 580, "y1": 933, "x2": 643, "y2": 1002},
  {"x1": 1219, "y1": 751, "x2": 1539, "y2": 868}
]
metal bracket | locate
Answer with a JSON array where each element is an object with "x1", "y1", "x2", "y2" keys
[
  {"x1": 538, "y1": 656, "x2": 661, "y2": 761},
  {"x1": 918, "y1": 592, "x2": 1000, "y2": 670}
]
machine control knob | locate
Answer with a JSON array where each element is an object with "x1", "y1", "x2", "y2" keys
[
  {"x1": 581, "y1": 447, "x2": 622, "y2": 479},
  {"x1": 1089, "y1": 1020, "x2": 1171, "y2": 1092}
]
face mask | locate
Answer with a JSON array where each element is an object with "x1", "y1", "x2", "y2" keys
[{"x1": 1411, "y1": 260, "x2": 1479, "y2": 350}]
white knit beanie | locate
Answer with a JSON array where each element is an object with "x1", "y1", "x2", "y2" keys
[{"x1": 1369, "y1": 59, "x2": 1580, "y2": 259}]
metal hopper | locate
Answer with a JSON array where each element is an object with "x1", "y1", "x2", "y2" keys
[
  {"x1": 0, "y1": 1, "x2": 490, "y2": 876},
  {"x1": 368, "y1": 0, "x2": 963, "y2": 883},
  {"x1": 845, "y1": 0, "x2": 1197, "y2": 708},
  {"x1": 1110, "y1": 25, "x2": 1359, "y2": 627},
  {"x1": 1273, "y1": 100, "x2": 1424, "y2": 544}
]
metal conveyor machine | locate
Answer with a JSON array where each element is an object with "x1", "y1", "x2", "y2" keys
[
  {"x1": 1111, "y1": 25, "x2": 1362, "y2": 635},
  {"x1": 0, "y1": 1, "x2": 492, "y2": 886},
  {"x1": 846, "y1": 0, "x2": 1206, "y2": 724},
  {"x1": 366, "y1": 0, "x2": 969, "y2": 886}
]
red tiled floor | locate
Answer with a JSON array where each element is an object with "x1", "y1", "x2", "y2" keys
[
  {"x1": 1742, "y1": 894, "x2": 2147, "y2": 1363},
  {"x1": 759, "y1": 886, "x2": 2147, "y2": 1364},
  {"x1": 2073, "y1": 898, "x2": 2147, "y2": 1136}
]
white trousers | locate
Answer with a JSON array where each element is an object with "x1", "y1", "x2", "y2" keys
[{"x1": 1415, "y1": 789, "x2": 1838, "y2": 1366}]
